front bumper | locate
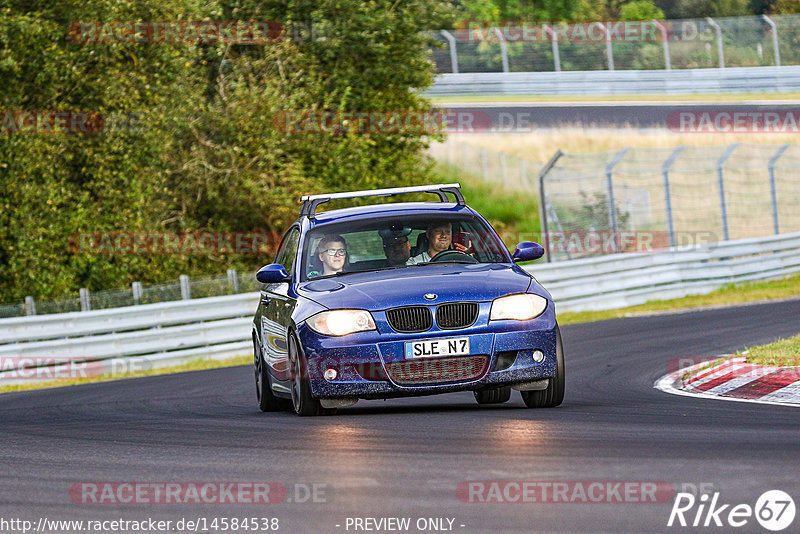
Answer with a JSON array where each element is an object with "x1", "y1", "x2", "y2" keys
[{"x1": 295, "y1": 303, "x2": 558, "y2": 399}]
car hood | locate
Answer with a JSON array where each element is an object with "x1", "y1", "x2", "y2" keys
[{"x1": 296, "y1": 263, "x2": 535, "y2": 311}]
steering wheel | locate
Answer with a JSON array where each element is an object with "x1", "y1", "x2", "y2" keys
[{"x1": 429, "y1": 249, "x2": 479, "y2": 263}]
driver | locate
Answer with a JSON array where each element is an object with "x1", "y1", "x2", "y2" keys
[
  {"x1": 379, "y1": 225, "x2": 412, "y2": 267},
  {"x1": 406, "y1": 221, "x2": 467, "y2": 265}
]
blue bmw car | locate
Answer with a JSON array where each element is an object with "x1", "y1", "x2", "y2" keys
[{"x1": 252, "y1": 183, "x2": 564, "y2": 415}]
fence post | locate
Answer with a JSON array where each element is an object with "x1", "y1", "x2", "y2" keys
[
  {"x1": 79, "y1": 288, "x2": 91, "y2": 312},
  {"x1": 491, "y1": 27, "x2": 510, "y2": 72},
  {"x1": 543, "y1": 24, "x2": 561, "y2": 72},
  {"x1": 768, "y1": 143, "x2": 791, "y2": 235},
  {"x1": 652, "y1": 19, "x2": 671, "y2": 70},
  {"x1": 706, "y1": 17, "x2": 725, "y2": 68},
  {"x1": 606, "y1": 148, "x2": 630, "y2": 251},
  {"x1": 24, "y1": 296, "x2": 36, "y2": 316},
  {"x1": 180, "y1": 275, "x2": 191, "y2": 300},
  {"x1": 662, "y1": 145, "x2": 685, "y2": 247},
  {"x1": 596, "y1": 22, "x2": 614, "y2": 70},
  {"x1": 538, "y1": 150, "x2": 564, "y2": 262},
  {"x1": 716, "y1": 143, "x2": 739, "y2": 241},
  {"x1": 440, "y1": 30, "x2": 459, "y2": 73},
  {"x1": 227, "y1": 268, "x2": 239, "y2": 293},
  {"x1": 762, "y1": 15, "x2": 780, "y2": 67},
  {"x1": 132, "y1": 281, "x2": 143, "y2": 305}
]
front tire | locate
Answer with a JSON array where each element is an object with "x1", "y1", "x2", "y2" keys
[
  {"x1": 254, "y1": 339, "x2": 291, "y2": 412},
  {"x1": 288, "y1": 332, "x2": 334, "y2": 416},
  {"x1": 474, "y1": 386, "x2": 511, "y2": 404},
  {"x1": 521, "y1": 326, "x2": 565, "y2": 408}
]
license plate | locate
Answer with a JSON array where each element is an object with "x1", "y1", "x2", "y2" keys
[{"x1": 405, "y1": 337, "x2": 470, "y2": 359}]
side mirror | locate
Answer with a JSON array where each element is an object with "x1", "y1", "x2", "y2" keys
[
  {"x1": 256, "y1": 264, "x2": 290, "y2": 284},
  {"x1": 512, "y1": 241, "x2": 545, "y2": 262}
]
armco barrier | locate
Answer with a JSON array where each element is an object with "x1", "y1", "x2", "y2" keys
[
  {"x1": 428, "y1": 66, "x2": 800, "y2": 96},
  {"x1": 2, "y1": 232, "x2": 799, "y2": 382},
  {"x1": 0, "y1": 293, "x2": 259, "y2": 382},
  {"x1": 528, "y1": 231, "x2": 800, "y2": 311}
]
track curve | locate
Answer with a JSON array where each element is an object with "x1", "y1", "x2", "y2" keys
[{"x1": 2, "y1": 299, "x2": 799, "y2": 533}]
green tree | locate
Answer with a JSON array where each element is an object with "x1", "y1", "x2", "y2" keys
[
  {"x1": 619, "y1": 0, "x2": 665, "y2": 20},
  {"x1": 0, "y1": 0, "x2": 454, "y2": 302},
  {"x1": 774, "y1": 0, "x2": 800, "y2": 12}
]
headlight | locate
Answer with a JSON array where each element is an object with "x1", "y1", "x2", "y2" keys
[
  {"x1": 490, "y1": 293, "x2": 547, "y2": 321},
  {"x1": 307, "y1": 309, "x2": 376, "y2": 336}
]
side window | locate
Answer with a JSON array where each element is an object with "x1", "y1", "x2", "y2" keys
[{"x1": 274, "y1": 227, "x2": 300, "y2": 275}]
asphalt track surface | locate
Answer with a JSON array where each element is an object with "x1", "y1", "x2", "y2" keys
[
  {"x1": 442, "y1": 101, "x2": 800, "y2": 129},
  {"x1": 2, "y1": 299, "x2": 800, "y2": 533}
]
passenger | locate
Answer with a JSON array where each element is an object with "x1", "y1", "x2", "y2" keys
[
  {"x1": 379, "y1": 226, "x2": 412, "y2": 267},
  {"x1": 312, "y1": 234, "x2": 348, "y2": 277},
  {"x1": 406, "y1": 222, "x2": 468, "y2": 265}
]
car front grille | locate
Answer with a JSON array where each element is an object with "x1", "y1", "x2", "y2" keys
[
  {"x1": 435, "y1": 302, "x2": 479, "y2": 329},
  {"x1": 386, "y1": 306, "x2": 432, "y2": 333},
  {"x1": 385, "y1": 355, "x2": 490, "y2": 385}
]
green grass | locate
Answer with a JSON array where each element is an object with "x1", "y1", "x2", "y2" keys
[
  {"x1": 739, "y1": 334, "x2": 800, "y2": 367},
  {"x1": 434, "y1": 162, "x2": 540, "y2": 247},
  {"x1": 557, "y1": 273, "x2": 800, "y2": 325},
  {"x1": 430, "y1": 92, "x2": 800, "y2": 104},
  {"x1": 0, "y1": 355, "x2": 251, "y2": 394}
]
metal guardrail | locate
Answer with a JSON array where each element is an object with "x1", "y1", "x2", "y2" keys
[
  {"x1": 527, "y1": 232, "x2": 800, "y2": 311},
  {"x1": 0, "y1": 292, "x2": 258, "y2": 343},
  {"x1": 2, "y1": 233, "x2": 799, "y2": 381},
  {"x1": 428, "y1": 66, "x2": 800, "y2": 96},
  {"x1": 0, "y1": 293, "x2": 258, "y2": 382}
]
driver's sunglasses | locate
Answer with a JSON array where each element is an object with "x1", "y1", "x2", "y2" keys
[{"x1": 323, "y1": 248, "x2": 347, "y2": 257}]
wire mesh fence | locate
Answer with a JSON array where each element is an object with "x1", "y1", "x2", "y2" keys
[
  {"x1": 540, "y1": 143, "x2": 800, "y2": 261},
  {"x1": 0, "y1": 270, "x2": 263, "y2": 318},
  {"x1": 428, "y1": 14, "x2": 800, "y2": 73},
  {"x1": 429, "y1": 140, "x2": 542, "y2": 194}
]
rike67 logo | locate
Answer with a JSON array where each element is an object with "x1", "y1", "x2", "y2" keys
[{"x1": 668, "y1": 490, "x2": 795, "y2": 531}]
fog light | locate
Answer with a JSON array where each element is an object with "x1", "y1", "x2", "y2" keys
[
  {"x1": 324, "y1": 368, "x2": 338, "y2": 381},
  {"x1": 532, "y1": 350, "x2": 545, "y2": 363}
]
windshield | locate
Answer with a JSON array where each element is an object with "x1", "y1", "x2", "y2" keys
[{"x1": 301, "y1": 213, "x2": 509, "y2": 281}]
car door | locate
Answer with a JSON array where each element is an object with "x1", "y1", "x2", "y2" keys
[{"x1": 258, "y1": 226, "x2": 300, "y2": 382}]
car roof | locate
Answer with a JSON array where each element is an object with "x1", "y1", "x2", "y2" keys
[{"x1": 306, "y1": 201, "x2": 477, "y2": 228}]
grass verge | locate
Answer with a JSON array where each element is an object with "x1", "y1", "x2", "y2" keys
[
  {"x1": 434, "y1": 161, "x2": 540, "y2": 247},
  {"x1": 740, "y1": 334, "x2": 800, "y2": 367},
  {"x1": 445, "y1": 128, "x2": 800, "y2": 164},
  {"x1": 0, "y1": 355, "x2": 251, "y2": 394},
  {"x1": 557, "y1": 273, "x2": 800, "y2": 325}
]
